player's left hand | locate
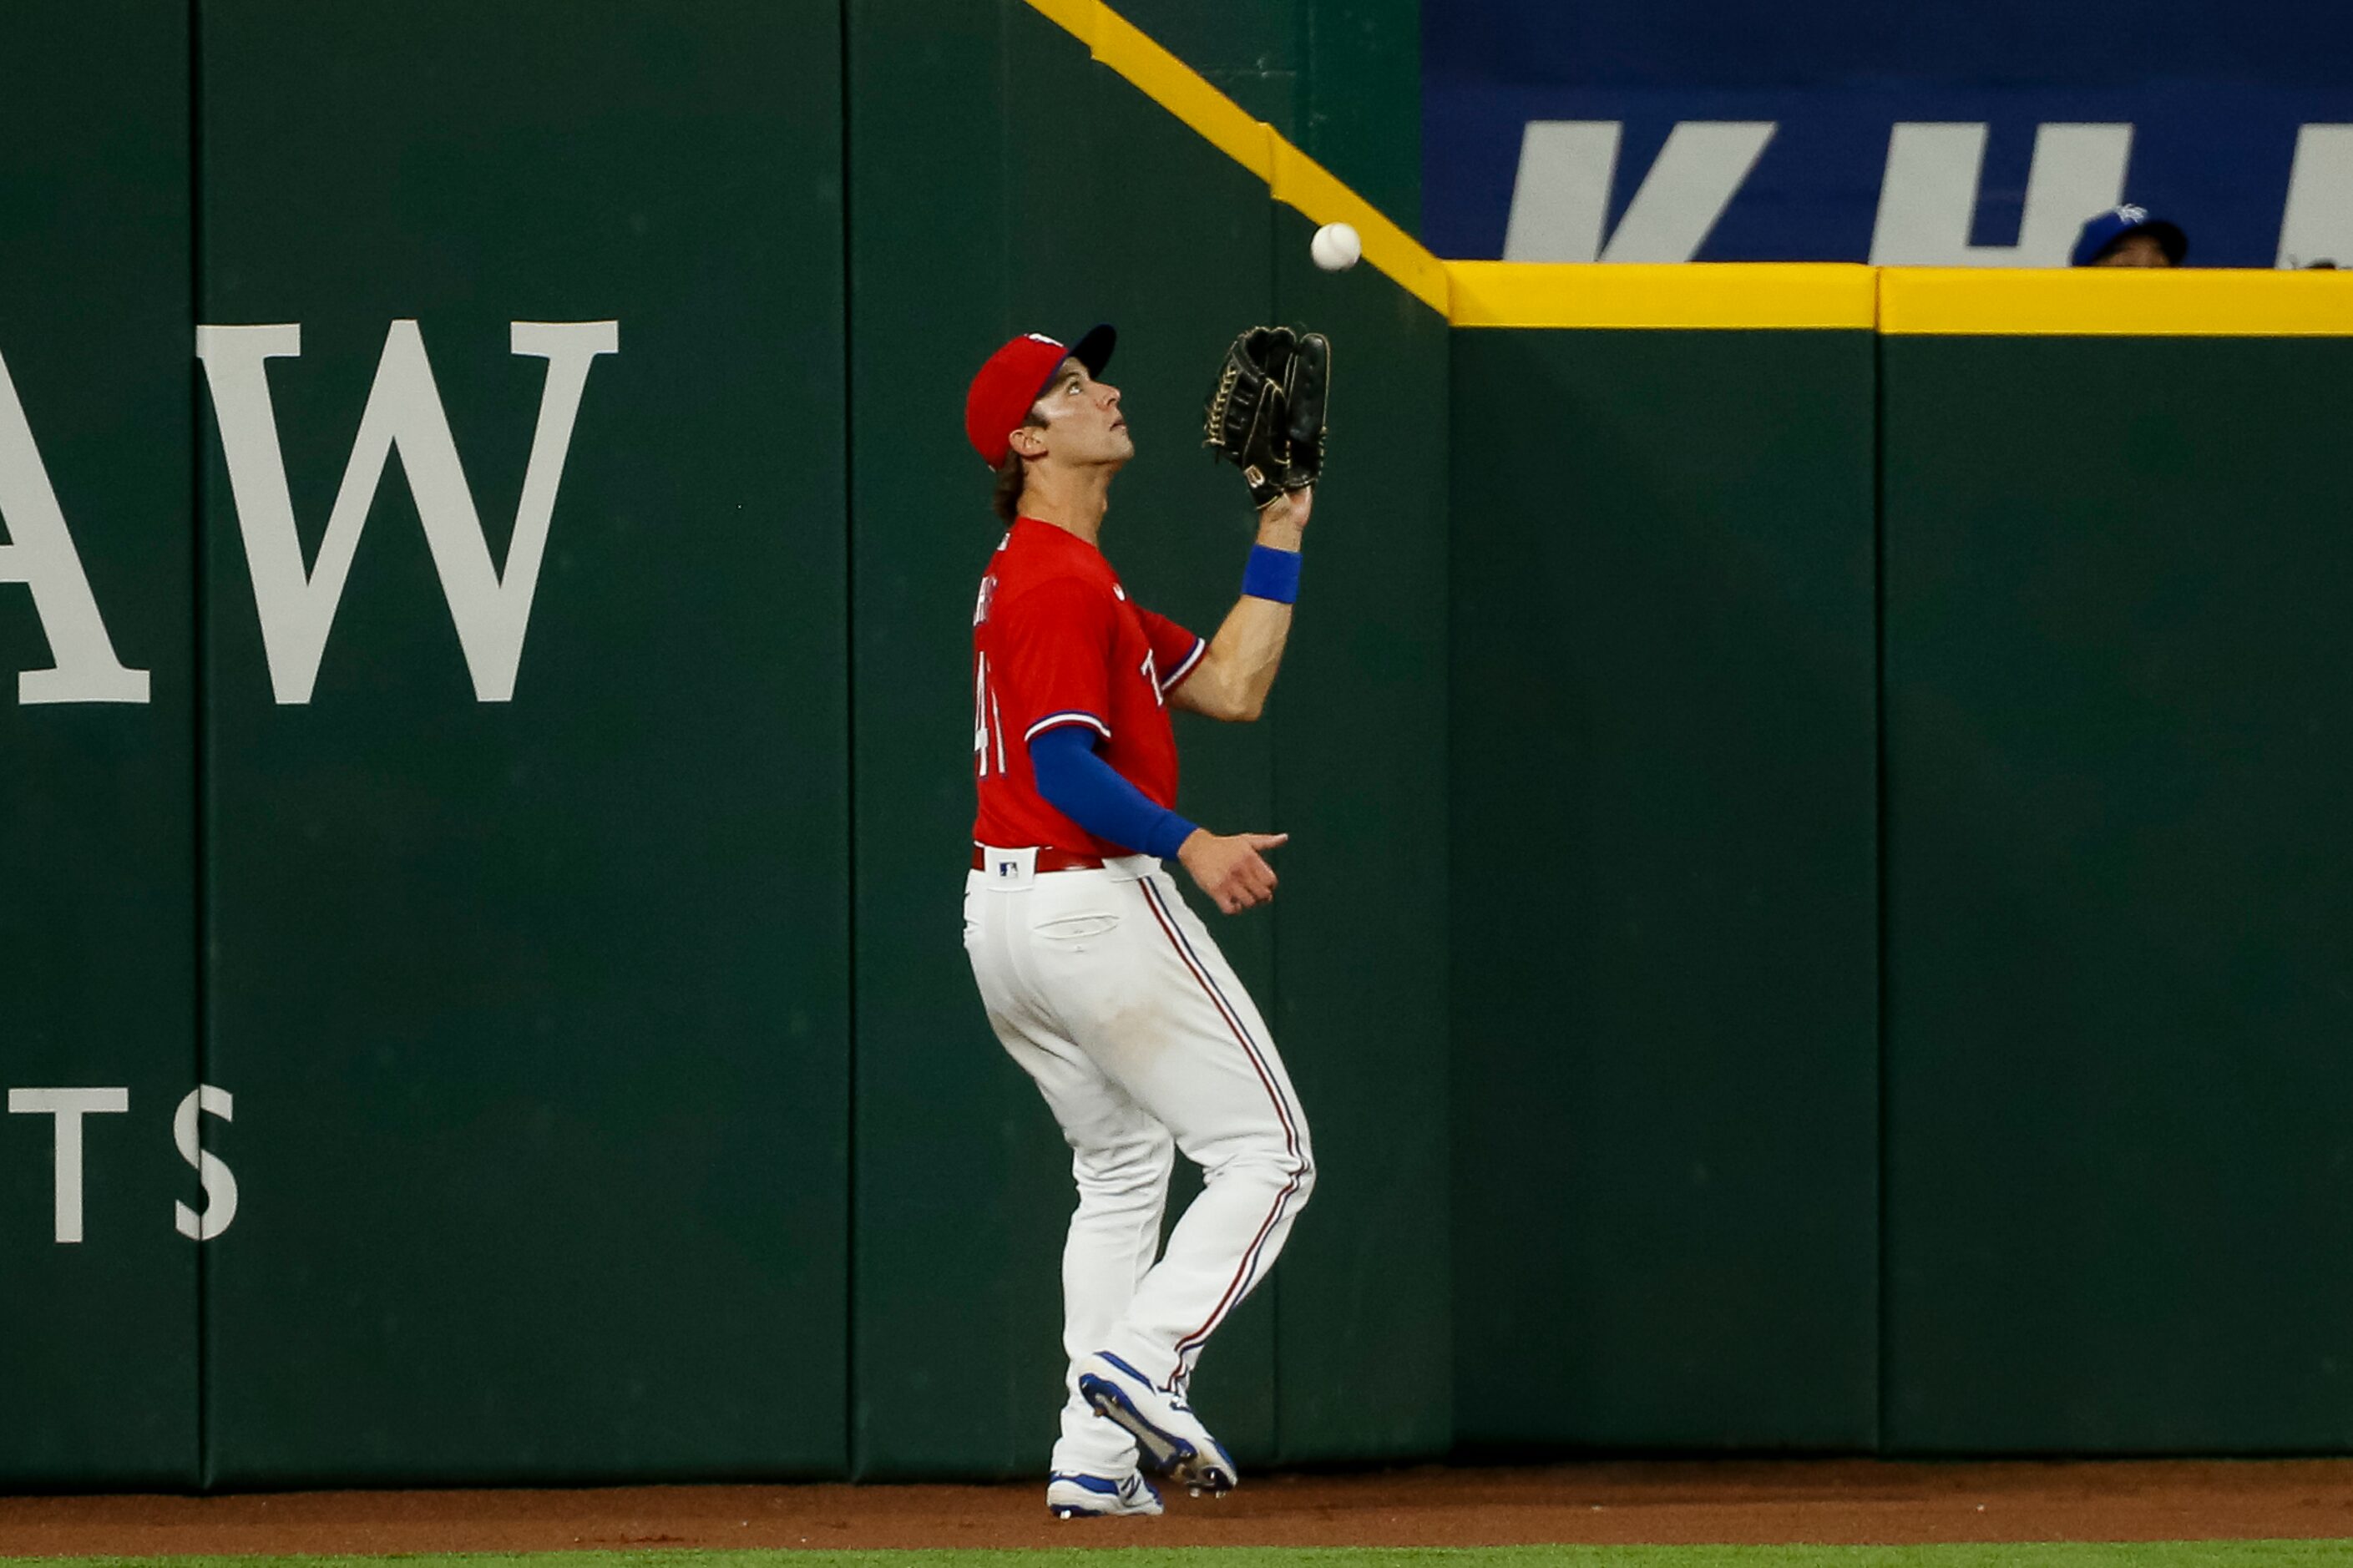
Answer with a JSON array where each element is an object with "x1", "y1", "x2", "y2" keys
[
  {"x1": 1204, "y1": 326, "x2": 1332, "y2": 508},
  {"x1": 1260, "y1": 483, "x2": 1313, "y2": 535}
]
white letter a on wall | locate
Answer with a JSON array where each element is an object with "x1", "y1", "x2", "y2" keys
[
  {"x1": 196, "y1": 319, "x2": 619, "y2": 705},
  {"x1": 0, "y1": 346, "x2": 152, "y2": 704}
]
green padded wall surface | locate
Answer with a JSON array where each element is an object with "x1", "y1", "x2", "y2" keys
[
  {"x1": 1118, "y1": 0, "x2": 1421, "y2": 235},
  {"x1": 1881, "y1": 334, "x2": 2353, "y2": 1453},
  {"x1": 0, "y1": 0, "x2": 199, "y2": 1490},
  {"x1": 1450, "y1": 328, "x2": 1880, "y2": 1451},
  {"x1": 1264, "y1": 217, "x2": 1452, "y2": 1461},
  {"x1": 848, "y1": 0, "x2": 1449, "y2": 1479},
  {"x1": 195, "y1": 0, "x2": 850, "y2": 1485}
]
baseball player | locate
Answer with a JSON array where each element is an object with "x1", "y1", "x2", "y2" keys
[{"x1": 959, "y1": 323, "x2": 1328, "y2": 1519}]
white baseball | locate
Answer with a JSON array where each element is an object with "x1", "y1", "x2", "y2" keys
[{"x1": 1310, "y1": 221, "x2": 1362, "y2": 272}]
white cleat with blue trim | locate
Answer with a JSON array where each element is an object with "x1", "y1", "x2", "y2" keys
[
  {"x1": 1074, "y1": 1351, "x2": 1240, "y2": 1496},
  {"x1": 1046, "y1": 1469, "x2": 1164, "y2": 1519}
]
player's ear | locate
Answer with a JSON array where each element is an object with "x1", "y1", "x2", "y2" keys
[{"x1": 1008, "y1": 421, "x2": 1049, "y2": 460}]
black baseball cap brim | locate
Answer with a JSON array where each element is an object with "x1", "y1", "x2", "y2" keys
[{"x1": 1036, "y1": 323, "x2": 1116, "y2": 400}]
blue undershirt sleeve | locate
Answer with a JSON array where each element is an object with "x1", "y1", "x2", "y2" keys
[{"x1": 1028, "y1": 726, "x2": 1198, "y2": 861}]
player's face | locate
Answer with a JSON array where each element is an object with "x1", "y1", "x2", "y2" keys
[
  {"x1": 2093, "y1": 232, "x2": 2173, "y2": 267},
  {"x1": 1032, "y1": 360, "x2": 1134, "y2": 469}
]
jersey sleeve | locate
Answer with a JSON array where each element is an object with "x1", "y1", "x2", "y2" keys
[
  {"x1": 994, "y1": 577, "x2": 1119, "y2": 743},
  {"x1": 1136, "y1": 604, "x2": 1207, "y2": 698}
]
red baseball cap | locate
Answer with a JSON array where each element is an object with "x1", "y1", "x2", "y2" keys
[{"x1": 964, "y1": 324, "x2": 1116, "y2": 468}]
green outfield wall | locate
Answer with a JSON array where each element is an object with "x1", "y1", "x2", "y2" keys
[
  {"x1": 0, "y1": 0, "x2": 198, "y2": 1492},
  {"x1": 190, "y1": 0, "x2": 853, "y2": 1487},
  {"x1": 5, "y1": 0, "x2": 2353, "y2": 1495},
  {"x1": 1879, "y1": 329, "x2": 2353, "y2": 1454},
  {"x1": 1115, "y1": 0, "x2": 1421, "y2": 235},
  {"x1": 1449, "y1": 326, "x2": 1880, "y2": 1453}
]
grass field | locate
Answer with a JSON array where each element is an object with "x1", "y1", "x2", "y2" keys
[{"x1": 23, "y1": 1545, "x2": 2353, "y2": 1568}]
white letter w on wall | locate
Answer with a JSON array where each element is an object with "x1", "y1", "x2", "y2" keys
[{"x1": 196, "y1": 319, "x2": 619, "y2": 704}]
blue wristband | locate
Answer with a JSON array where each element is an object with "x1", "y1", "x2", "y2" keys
[{"x1": 1242, "y1": 544, "x2": 1302, "y2": 604}]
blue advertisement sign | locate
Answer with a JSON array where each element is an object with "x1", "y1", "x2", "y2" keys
[{"x1": 1422, "y1": 0, "x2": 2353, "y2": 267}]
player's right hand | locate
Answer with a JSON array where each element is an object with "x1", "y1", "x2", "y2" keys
[{"x1": 1176, "y1": 829, "x2": 1288, "y2": 914}]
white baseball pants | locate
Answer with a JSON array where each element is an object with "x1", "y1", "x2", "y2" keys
[{"x1": 964, "y1": 847, "x2": 1314, "y2": 1479}]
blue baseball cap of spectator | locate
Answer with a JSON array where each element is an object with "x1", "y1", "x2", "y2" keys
[{"x1": 2070, "y1": 204, "x2": 2188, "y2": 267}]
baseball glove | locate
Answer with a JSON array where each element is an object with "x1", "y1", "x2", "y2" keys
[{"x1": 1202, "y1": 326, "x2": 1331, "y2": 508}]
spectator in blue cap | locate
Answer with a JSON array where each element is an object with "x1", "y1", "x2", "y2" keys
[{"x1": 2071, "y1": 204, "x2": 2188, "y2": 267}]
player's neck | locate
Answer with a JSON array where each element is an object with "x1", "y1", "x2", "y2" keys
[{"x1": 1019, "y1": 470, "x2": 1112, "y2": 549}]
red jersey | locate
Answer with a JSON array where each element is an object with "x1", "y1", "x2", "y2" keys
[{"x1": 971, "y1": 518, "x2": 1206, "y2": 856}]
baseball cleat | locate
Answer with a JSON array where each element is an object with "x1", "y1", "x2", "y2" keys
[
  {"x1": 1075, "y1": 1351, "x2": 1240, "y2": 1495},
  {"x1": 1045, "y1": 1469, "x2": 1164, "y2": 1519}
]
